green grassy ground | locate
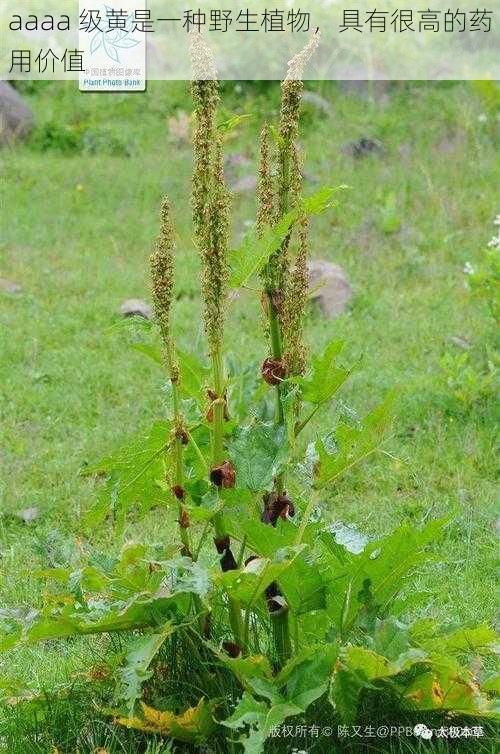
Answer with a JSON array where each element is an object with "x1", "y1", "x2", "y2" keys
[{"x1": 0, "y1": 80, "x2": 498, "y2": 752}]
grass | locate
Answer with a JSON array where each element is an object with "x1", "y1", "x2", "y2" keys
[{"x1": 0, "y1": 79, "x2": 498, "y2": 752}]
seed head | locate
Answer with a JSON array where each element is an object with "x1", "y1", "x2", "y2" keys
[
  {"x1": 283, "y1": 31, "x2": 321, "y2": 83},
  {"x1": 190, "y1": 30, "x2": 217, "y2": 82},
  {"x1": 257, "y1": 123, "x2": 275, "y2": 238},
  {"x1": 190, "y1": 33, "x2": 219, "y2": 250},
  {"x1": 199, "y1": 135, "x2": 230, "y2": 348},
  {"x1": 269, "y1": 34, "x2": 319, "y2": 299},
  {"x1": 278, "y1": 33, "x2": 321, "y2": 171},
  {"x1": 190, "y1": 37, "x2": 230, "y2": 351},
  {"x1": 290, "y1": 143, "x2": 303, "y2": 205},
  {"x1": 283, "y1": 214, "x2": 309, "y2": 376},
  {"x1": 150, "y1": 197, "x2": 175, "y2": 346}
]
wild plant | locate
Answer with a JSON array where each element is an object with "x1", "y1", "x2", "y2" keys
[{"x1": 0, "y1": 37, "x2": 498, "y2": 754}]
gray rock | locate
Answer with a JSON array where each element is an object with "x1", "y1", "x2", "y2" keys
[
  {"x1": 307, "y1": 260, "x2": 352, "y2": 318},
  {"x1": 301, "y1": 169, "x2": 320, "y2": 184},
  {"x1": 449, "y1": 335, "x2": 471, "y2": 350},
  {"x1": 0, "y1": 278, "x2": 22, "y2": 293},
  {"x1": 0, "y1": 82, "x2": 34, "y2": 144},
  {"x1": 341, "y1": 137, "x2": 384, "y2": 159},
  {"x1": 302, "y1": 90, "x2": 334, "y2": 115},
  {"x1": 119, "y1": 299, "x2": 152, "y2": 319},
  {"x1": 16, "y1": 506, "x2": 39, "y2": 523}
]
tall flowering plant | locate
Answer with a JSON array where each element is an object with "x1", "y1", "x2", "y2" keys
[{"x1": 1, "y1": 34, "x2": 497, "y2": 754}]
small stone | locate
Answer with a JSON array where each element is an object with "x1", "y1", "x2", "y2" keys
[
  {"x1": 119, "y1": 299, "x2": 152, "y2": 319},
  {"x1": 435, "y1": 130, "x2": 466, "y2": 155},
  {"x1": 307, "y1": 260, "x2": 352, "y2": 318},
  {"x1": 301, "y1": 169, "x2": 320, "y2": 184},
  {"x1": 229, "y1": 175, "x2": 257, "y2": 194},
  {"x1": 398, "y1": 142, "x2": 412, "y2": 161},
  {"x1": 0, "y1": 82, "x2": 34, "y2": 145},
  {"x1": 341, "y1": 137, "x2": 384, "y2": 159},
  {"x1": 16, "y1": 506, "x2": 39, "y2": 523},
  {"x1": 0, "y1": 278, "x2": 21, "y2": 294},
  {"x1": 302, "y1": 90, "x2": 334, "y2": 115},
  {"x1": 449, "y1": 335, "x2": 471, "y2": 350}
]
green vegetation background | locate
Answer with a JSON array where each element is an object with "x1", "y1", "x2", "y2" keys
[{"x1": 0, "y1": 80, "x2": 498, "y2": 748}]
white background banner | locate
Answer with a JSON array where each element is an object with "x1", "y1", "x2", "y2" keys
[{"x1": 1, "y1": 0, "x2": 499, "y2": 80}]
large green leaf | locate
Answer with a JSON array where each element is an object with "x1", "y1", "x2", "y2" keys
[
  {"x1": 218, "y1": 546, "x2": 305, "y2": 605},
  {"x1": 216, "y1": 653, "x2": 274, "y2": 688},
  {"x1": 293, "y1": 340, "x2": 353, "y2": 405},
  {"x1": 223, "y1": 640, "x2": 339, "y2": 754},
  {"x1": 277, "y1": 643, "x2": 338, "y2": 709},
  {"x1": 330, "y1": 627, "x2": 498, "y2": 723},
  {"x1": 321, "y1": 518, "x2": 448, "y2": 634},
  {"x1": 0, "y1": 551, "x2": 206, "y2": 650},
  {"x1": 223, "y1": 692, "x2": 302, "y2": 754},
  {"x1": 117, "y1": 697, "x2": 216, "y2": 742},
  {"x1": 301, "y1": 185, "x2": 345, "y2": 215},
  {"x1": 228, "y1": 421, "x2": 289, "y2": 492},
  {"x1": 130, "y1": 343, "x2": 211, "y2": 407},
  {"x1": 330, "y1": 644, "x2": 428, "y2": 723},
  {"x1": 313, "y1": 394, "x2": 395, "y2": 490},
  {"x1": 371, "y1": 617, "x2": 413, "y2": 660},
  {"x1": 399, "y1": 655, "x2": 496, "y2": 715},
  {"x1": 176, "y1": 348, "x2": 212, "y2": 404},
  {"x1": 115, "y1": 626, "x2": 175, "y2": 716},
  {"x1": 226, "y1": 517, "x2": 325, "y2": 614},
  {"x1": 0, "y1": 594, "x2": 179, "y2": 647},
  {"x1": 130, "y1": 342, "x2": 162, "y2": 365},
  {"x1": 415, "y1": 623, "x2": 497, "y2": 657},
  {"x1": 229, "y1": 212, "x2": 295, "y2": 289},
  {"x1": 82, "y1": 421, "x2": 170, "y2": 527},
  {"x1": 228, "y1": 186, "x2": 344, "y2": 289}
]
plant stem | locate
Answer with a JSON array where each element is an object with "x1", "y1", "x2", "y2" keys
[
  {"x1": 166, "y1": 339, "x2": 192, "y2": 558},
  {"x1": 165, "y1": 340, "x2": 207, "y2": 632},
  {"x1": 271, "y1": 607, "x2": 292, "y2": 665},
  {"x1": 211, "y1": 342, "x2": 226, "y2": 541},
  {"x1": 268, "y1": 301, "x2": 285, "y2": 427},
  {"x1": 257, "y1": 119, "x2": 298, "y2": 667},
  {"x1": 211, "y1": 344, "x2": 225, "y2": 464},
  {"x1": 210, "y1": 343, "x2": 244, "y2": 648},
  {"x1": 263, "y1": 289, "x2": 291, "y2": 664}
]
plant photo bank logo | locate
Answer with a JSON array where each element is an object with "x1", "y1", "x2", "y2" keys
[{"x1": 79, "y1": 2, "x2": 146, "y2": 91}]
